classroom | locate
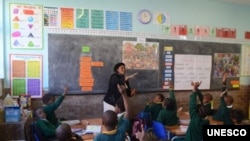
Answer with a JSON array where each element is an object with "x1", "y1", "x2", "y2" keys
[{"x1": 0, "y1": 0, "x2": 250, "y2": 141}]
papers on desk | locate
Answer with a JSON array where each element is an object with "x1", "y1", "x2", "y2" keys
[
  {"x1": 61, "y1": 119, "x2": 81, "y2": 125},
  {"x1": 180, "y1": 125, "x2": 188, "y2": 132},
  {"x1": 85, "y1": 125, "x2": 101, "y2": 134}
]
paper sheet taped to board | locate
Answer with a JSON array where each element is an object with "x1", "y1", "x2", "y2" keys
[{"x1": 174, "y1": 54, "x2": 212, "y2": 90}]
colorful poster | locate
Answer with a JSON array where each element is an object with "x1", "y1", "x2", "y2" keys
[
  {"x1": 241, "y1": 45, "x2": 250, "y2": 76},
  {"x1": 213, "y1": 53, "x2": 240, "y2": 77},
  {"x1": 44, "y1": 7, "x2": 59, "y2": 27},
  {"x1": 10, "y1": 3, "x2": 43, "y2": 49},
  {"x1": 154, "y1": 11, "x2": 170, "y2": 25},
  {"x1": 10, "y1": 54, "x2": 43, "y2": 98},
  {"x1": 60, "y1": 8, "x2": 74, "y2": 28},
  {"x1": 91, "y1": 10, "x2": 104, "y2": 29},
  {"x1": 174, "y1": 54, "x2": 212, "y2": 90},
  {"x1": 162, "y1": 46, "x2": 174, "y2": 89},
  {"x1": 122, "y1": 41, "x2": 159, "y2": 70},
  {"x1": 76, "y1": 8, "x2": 89, "y2": 28}
]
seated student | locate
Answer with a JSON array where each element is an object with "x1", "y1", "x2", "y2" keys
[
  {"x1": 230, "y1": 108, "x2": 245, "y2": 125},
  {"x1": 212, "y1": 72, "x2": 234, "y2": 122},
  {"x1": 43, "y1": 86, "x2": 68, "y2": 126},
  {"x1": 144, "y1": 93, "x2": 165, "y2": 120},
  {"x1": 94, "y1": 84, "x2": 130, "y2": 141},
  {"x1": 202, "y1": 93, "x2": 213, "y2": 115},
  {"x1": 56, "y1": 123, "x2": 83, "y2": 141},
  {"x1": 185, "y1": 81, "x2": 210, "y2": 141},
  {"x1": 156, "y1": 81, "x2": 179, "y2": 126},
  {"x1": 34, "y1": 108, "x2": 59, "y2": 139}
]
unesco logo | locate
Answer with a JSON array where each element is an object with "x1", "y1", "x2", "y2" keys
[{"x1": 203, "y1": 125, "x2": 250, "y2": 140}]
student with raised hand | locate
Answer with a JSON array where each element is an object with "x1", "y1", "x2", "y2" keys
[
  {"x1": 212, "y1": 72, "x2": 234, "y2": 122},
  {"x1": 156, "y1": 81, "x2": 179, "y2": 126},
  {"x1": 144, "y1": 93, "x2": 165, "y2": 120},
  {"x1": 94, "y1": 84, "x2": 130, "y2": 141},
  {"x1": 202, "y1": 93, "x2": 213, "y2": 115},
  {"x1": 185, "y1": 81, "x2": 210, "y2": 141},
  {"x1": 43, "y1": 86, "x2": 68, "y2": 126}
]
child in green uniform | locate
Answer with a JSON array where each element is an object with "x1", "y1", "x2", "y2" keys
[
  {"x1": 94, "y1": 84, "x2": 130, "y2": 141},
  {"x1": 156, "y1": 82, "x2": 179, "y2": 126},
  {"x1": 212, "y1": 73, "x2": 234, "y2": 122},
  {"x1": 202, "y1": 93, "x2": 213, "y2": 115},
  {"x1": 184, "y1": 81, "x2": 210, "y2": 141},
  {"x1": 43, "y1": 86, "x2": 68, "y2": 126},
  {"x1": 144, "y1": 93, "x2": 165, "y2": 120},
  {"x1": 34, "y1": 108, "x2": 58, "y2": 139}
]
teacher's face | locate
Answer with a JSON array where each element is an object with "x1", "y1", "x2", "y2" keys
[{"x1": 117, "y1": 65, "x2": 125, "y2": 75}]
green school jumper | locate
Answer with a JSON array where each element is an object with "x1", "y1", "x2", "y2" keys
[
  {"x1": 43, "y1": 95, "x2": 64, "y2": 126},
  {"x1": 185, "y1": 90, "x2": 209, "y2": 141},
  {"x1": 212, "y1": 86, "x2": 232, "y2": 122},
  {"x1": 94, "y1": 117, "x2": 130, "y2": 141},
  {"x1": 156, "y1": 89, "x2": 179, "y2": 126},
  {"x1": 36, "y1": 119, "x2": 57, "y2": 138},
  {"x1": 144, "y1": 102, "x2": 163, "y2": 120}
]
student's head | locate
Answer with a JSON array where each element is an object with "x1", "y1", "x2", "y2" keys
[
  {"x1": 153, "y1": 93, "x2": 165, "y2": 103},
  {"x1": 115, "y1": 97, "x2": 125, "y2": 114},
  {"x1": 203, "y1": 93, "x2": 213, "y2": 104},
  {"x1": 230, "y1": 109, "x2": 244, "y2": 125},
  {"x1": 42, "y1": 94, "x2": 55, "y2": 105},
  {"x1": 197, "y1": 104, "x2": 210, "y2": 118},
  {"x1": 113, "y1": 62, "x2": 125, "y2": 75},
  {"x1": 56, "y1": 123, "x2": 72, "y2": 141},
  {"x1": 224, "y1": 95, "x2": 234, "y2": 106},
  {"x1": 34, "y1": 108, "x2": 46, "y2": 119},
  {"x1": 163, "y1": 98, "x2": 175, "y2": 111},
  {"x1": 102, "y1": 110, "x2": 118, "y2": 129}
]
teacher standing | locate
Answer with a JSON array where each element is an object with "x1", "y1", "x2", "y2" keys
[{"x1": 103, "y1": 62, "x2": 137, "y2": 112}]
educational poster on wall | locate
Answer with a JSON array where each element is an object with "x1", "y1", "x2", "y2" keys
[
  {"x1": 241, "y1": 45, "x2": 250, "y2": 76},
  {"x1": 10, "y1": 54, "x2": 43, "y2": 98},
  {"x1": 174, "y1": 54, "x2": 212, "y2": 90},
  {"x1": 162, "y1": 46, "x2": 174, "y2": 89},
  {"x1": 213, "y1": 53, "x2": 240, "y2": 77},
  {"x1": 122, "y1": 41, "x2": 159, "y2": 70},
  {"x1": 120, "y1": 12, "x2": 132, "y2": 31},
  {"x1": 44, "y1": 7, "x2": 59, "y2": 28},
  {"x1": 76, "y1": 8, "x2": 90, "y2": 29},
  {"x1": 60, "y1": 8, "x2": 74, "y2": 29},
  {"x1": 10, "y1": 3, "x2": 43, "y2": 49}
]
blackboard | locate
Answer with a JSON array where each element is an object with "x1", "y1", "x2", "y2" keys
[{"x1": 48, "y1": 34, "x2": 241, "y2": 94}]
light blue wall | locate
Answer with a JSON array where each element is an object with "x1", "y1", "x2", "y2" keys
[{"x1": 1, "y1": 0, "x2": 250, "y2": 89}]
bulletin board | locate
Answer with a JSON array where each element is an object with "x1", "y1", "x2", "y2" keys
[{"x1": 48, "y1": 34, "x2": 241, "y2": 94}]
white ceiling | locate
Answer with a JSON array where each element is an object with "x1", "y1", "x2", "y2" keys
[{"x1": 213, "y1": 0, "x2": 250, "y2": 6}]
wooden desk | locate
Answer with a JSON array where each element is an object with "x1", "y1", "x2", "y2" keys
[
  {"x1": 207, "y1": 116, "x2": 223, "y2": 125},
  {"x1": 71, "y1": 118, "x2": 102, "y2": 141}
]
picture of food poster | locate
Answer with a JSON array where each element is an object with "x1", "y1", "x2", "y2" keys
[
  {"x1": 122, "y1": 41, "x2": 159, "y2": 70},
  {"x1": 10, "y1": 3, "x2": 43, "y2": 49},
  {"x1": 10, "y1": 54, "x2": 43, "y2": 98}
]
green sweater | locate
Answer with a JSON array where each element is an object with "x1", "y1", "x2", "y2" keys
[
  {"x1": 185, "y1": 90, "x2": 209, "y2": 141},
  {"x1": 144, "y1": 102, "x2": 163, "y2": 120},
  {"x1": 156, "y1": 89, "x2": 179, "y2": 126},
  {"x1": 36, "y1": 119, "x2": 58, "y2": 138},
  {"x1": 43, "y1": 95, "x2": 64, "y2": 126}
]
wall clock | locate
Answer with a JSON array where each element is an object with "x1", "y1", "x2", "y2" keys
[{"x1": 138, "y1": 9, "x2": 152, "y2": 24}]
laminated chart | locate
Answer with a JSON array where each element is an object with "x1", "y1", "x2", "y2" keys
[
  {"x1": 10, "y1": 3, "x2": 43, "y2": 49},
  {"x1": 10, "y1": 54, "x2": 42, "y2": 98}
]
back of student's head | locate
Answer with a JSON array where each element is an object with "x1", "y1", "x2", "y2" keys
[
  {"x1": 42, "y1": 94, "x2": 55, "y2": 105},
  {"x1": 102, "y1": 110, "x2": 118, "y2": 128},
  {"x1": 230, "y1": 108, "x2": 244, "y2": 125},
  {"x1": 197, "y1": 104, "x2": 210, "y2": 118},
  {"x1": 115, "y1": 97, "x2": 125, "y2": 113},
  {"x1": 56, "y1": 123, "x2": 72, "y2": 141},
  {"x1": 224, "y1": 95, "x2": 234, "y2": 106},
  {"x1": 163, "y1": 98, "x2": 175, "y2": 111}
]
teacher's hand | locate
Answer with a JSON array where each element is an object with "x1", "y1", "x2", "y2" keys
[{"x1": 125, "y1": 72, "x2": 138, "y2": 81}]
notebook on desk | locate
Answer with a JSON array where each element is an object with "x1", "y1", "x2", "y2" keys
[{"x1": 85, "y1": 125, "x2": 102, "y2": 134}]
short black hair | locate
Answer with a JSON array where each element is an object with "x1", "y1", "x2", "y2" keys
[
  {"x1": 164, "y1": 98, "x2": 176, "y2": 111},
  {"x1": 156, "y1": 93, "x2": 165, "y2": 102},
  {"x1": 230, "y1": 109, "x2": 244, "y2": 124},
  {"x1": 113, "y1": 62, "x2": 125, "y2": 72},
  {"x1": 42, "y1": 94, "x2": 54, "y2": 104},
  {"x1": 102, "y1": 110, "x2": 118, "y2": 128},
  {"x1": 56, "y1": 123, "x2": 72, "y2": 141},
  {"x1": 115, "y1": 97, "x2": 125, "y2": 112}
]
